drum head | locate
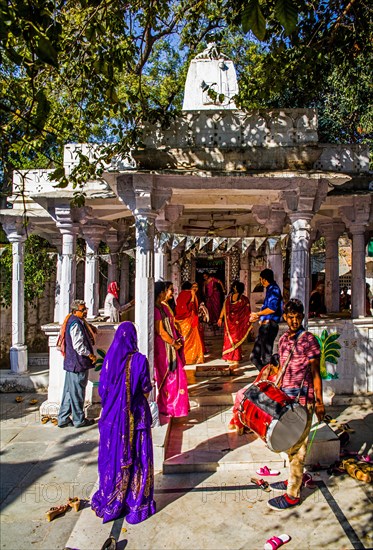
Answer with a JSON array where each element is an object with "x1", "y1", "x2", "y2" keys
[{"x1": 266, "y1": 405, "x2": 308, "y2": 452}]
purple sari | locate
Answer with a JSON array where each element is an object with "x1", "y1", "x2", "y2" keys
[{"x1": 91, "y1": 322, "x2": 156, "y2": 524}]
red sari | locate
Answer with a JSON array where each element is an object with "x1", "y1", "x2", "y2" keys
[
  {"x1": 222, "y1": 294, "x2": 252, "y2": 362},
  {"x1": 175, "y1": 290, "x2": 205, "y2": 365}
]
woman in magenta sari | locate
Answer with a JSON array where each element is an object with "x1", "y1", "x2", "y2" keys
[
  {"x1": 203, "y1": 271, "x2": 225, "y2": 326},
  {"x1": 217, "y1": 281, "x2": 252, "y2": 370},
  {"x1": 91, "y1": 322, "x2": 156, "y2": 524},
  {"x1": 154, "y1": 281, "x2": 189, "y2": 418}
]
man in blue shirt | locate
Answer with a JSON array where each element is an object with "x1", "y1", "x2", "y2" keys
[{"x1": 249, "y1": 269, "x2": 283, "y2": 371}]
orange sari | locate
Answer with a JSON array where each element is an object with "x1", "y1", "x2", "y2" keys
[{"x1": 175, "y1": 290, "x2": 205, "y2": 365}]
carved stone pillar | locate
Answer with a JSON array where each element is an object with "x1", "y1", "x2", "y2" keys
[
  {"x1": 340, "y1": 196, "x2": 372, "y2": 318},
  {"x1": 55, "y1": 207, "x2": 79, "y2": 323},
  {"x1": 318, "y1": 221, "x2": 345, "y2": 313},
  {"x1": 51, "y1": 237, "x2": 62, "y2": 322},
  {"x1": 171, "y1": 249, "x2": 181, "y2": 295},
  {"x1": 282, "y1": 179, "x2": 328, "y2": 318},
  {"x1": 266, "y1": 239, "x2": 283, "y2": 294},
  {"x1": 239, "y1": 251, "x2": 250, "y2": 296},
  {"x1": 288, "y1": 214, "x2": 313, "y2": 319},
  {"x1": 3, "y1": 219, "x2": 28, "y2": 373},
  {"x1": 82, "y1": 223, "x2": 106, "y2": 318},
  {"x1": 120, "y1": 254, "x2": 130, "y2": 303},
  {"x1": 106, "y1": 229, "x2": 121, "y2": 285},
  {"x1": 116, "y1": 173, "x2": 172, "y2": 369},
  {"x1": 252, "y1": 204, "x2": 286, "y2": 293}
]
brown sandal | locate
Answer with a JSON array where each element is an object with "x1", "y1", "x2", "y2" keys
[
  {"x1": 50, "y1": 418, "x2": 58, "y2": 426},
  {"x1": 41, "y1": 416, "x2": 50, "y2": 424},
  {"x1": 68, "y1": 497, "x2": 81, "y2": 512},
  {"x1": 45, "y1": 504, "x2": 70, "y2": 521}
]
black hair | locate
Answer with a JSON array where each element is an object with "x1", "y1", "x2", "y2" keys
[
  {"x1": 155, "y1": 281, "x2": 166, "y2": 301},
  {"x1": 284, "y1": 298, "x2": 304, "y2": 315},
  {"x1": 230, "y1": 280, "x2": 244, "y2": 295},
  {"x1": 182, "y1": 281, "x2": 192, "y2": 290},
  {"x1": 260, "y1": 268, "x2": 274, "y2": 284}
]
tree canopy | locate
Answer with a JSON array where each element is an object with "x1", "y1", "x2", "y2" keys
[{"x1": 1, "y1": 0, "x2": 372, "y2": 198}]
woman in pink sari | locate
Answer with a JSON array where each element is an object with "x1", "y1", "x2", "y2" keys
[
  {"x1": 217, "y1": 281, "x2": 252, "y2": 370},
  {"x1": 203, "y1": 272, "x2": 225, "y2": 326},
  {"x1": 154, "y1": 281, "x2": 189, "y2": 418}
]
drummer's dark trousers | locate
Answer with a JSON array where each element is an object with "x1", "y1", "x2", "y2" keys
[
  {"x1": 250, "y1": 320, "x2": 279, "y2": 371},
  {"x1": 286, "y1": 405, "x2": 314, "y2": 498}
]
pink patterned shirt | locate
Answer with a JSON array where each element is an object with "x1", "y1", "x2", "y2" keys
[{"x1": 279, "y1": 328, "x2": 320, "y2": 405}]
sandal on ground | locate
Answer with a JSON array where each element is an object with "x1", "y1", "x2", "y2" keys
[
  {"x1": 337, "y1": 423, "x2": 355, "y2": 433},
  {"x1": 15, "y1": 396, "x2": 24, "y2": 403},
  {"x1": 357, "y1": 454, "x2": 373, "y2": 463},
  {"x1": 45, "y1": 504, "x2": 70, "y2": 521},
  {"x1": 41, "y1": 416, "x2": 50, "y2": 424},
  {"x1": 302, "y1": 472, "x2": 315, "y2": 488},
  {"x1": 324, "y1": 414, "x2": 337, "y2": 424},
  {"x1": 50, "y1": 418, "x2": 58, "y2": 426},
  {"x1": 250, "y1": 477, "x2": 271, "y2": 492},
  {"x1": 68, "y1": 497, "x2": 81, "y2": 512},
  {"x1": 29, "y1": 399, "x2": 38, "y2": 405},
  {"x1": 264, "y1": 534, "x2": 291, "y2": 550},
  {"x1": 256, "y1": 466, "x2": 280, "y2": 477}
]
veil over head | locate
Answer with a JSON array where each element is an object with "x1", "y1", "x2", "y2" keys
[{"x1": 107, "y1": 281, "x2": 119, "y2": 300}]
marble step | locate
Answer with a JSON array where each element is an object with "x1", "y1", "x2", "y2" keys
[{"x1": 163, "y1": 404, "x2": 285, "y2": 474}]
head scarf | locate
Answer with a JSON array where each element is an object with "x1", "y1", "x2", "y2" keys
[{"x1": 107, "y1": 281, "x2": 119, "y2": 300}]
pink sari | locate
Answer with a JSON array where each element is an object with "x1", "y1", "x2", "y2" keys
[
  {"x1": 204, "y1": 277, "x2": 222, "y2": 324},
  {"x1": 154, "y1": 304, "x2": 189, "y2": 418}
]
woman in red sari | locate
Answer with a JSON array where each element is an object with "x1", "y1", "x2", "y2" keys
[
  {"x1": 203, "y1": 272, "x2": 225, "y2": 326},
  {"x1": 175, "y1": 282, "x2": 205, "y2": 365},
  {"x1": 217, "y1": 281, "x2": 252, "y2": 370}
]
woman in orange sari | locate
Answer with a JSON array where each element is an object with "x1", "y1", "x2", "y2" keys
[
  {"x1": 175, "y1": 282, "x2": 205, "y2": 365},
  {"x1": 217, "y1": 281, "x2": 252, "y2": 370}
]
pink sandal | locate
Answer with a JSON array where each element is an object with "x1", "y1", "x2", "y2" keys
[
  {"x1": 264, "y1": 534, "x2": 291, "y2": 550},
  {"x1": 256, "y1": 466, "x2": 280, "y2": 476}
]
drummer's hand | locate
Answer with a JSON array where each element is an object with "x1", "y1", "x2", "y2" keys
[{"x1": 315, "y1": 403, "x2": 325, "y2": 422}]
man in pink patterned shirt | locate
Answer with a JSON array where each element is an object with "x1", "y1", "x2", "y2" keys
[{"x1": 267, "y1": 298, "x2": 325, "y2": 511}]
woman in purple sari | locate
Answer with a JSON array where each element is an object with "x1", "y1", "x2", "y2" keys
[
  {"x1": 91, "y1": 322, "x2": 156, "y2": 524},
  {"x1": 154, "y1": 281, "x2": 189, "y2": 418}
]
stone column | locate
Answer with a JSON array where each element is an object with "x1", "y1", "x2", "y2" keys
[
  {"x1": 340, "y1": 196, "x2": 372, "y2": 318},
  {"x1": 83, "y1": 224, "x2": 106, "y2": 319},
  {"x1": 51, "y1": 238, "x2": 62, "y2": 322},
  {"x1": 134, "y1": 212, "x2": 156, "y2": 359},
  {"x1": 171, "y1": 249, "x2": 181, "y2": 295},
  {"x1": 267, "y1": 239, "x2": 283, "y2": 294},
  {"x1": 239, "y1": 251, "x2": 250, "y2": 296},
  {"x1": 154, "y1": 239, "x2": 168, "y2": 282},
  {"x1": 3, "y1": 219, "x2": 28, "y2": 373},
  {"x1": 115, "y1": 173, "x2": 172, "y2": 372},
  {"x1": 120, "y1": 254, "x2": 130, "y2": 303},
  {"x1": 318, "y1": 221, "x2": 345, "y2": 313},
  {"x1": 106, "y1": 229, "x2": 121, "y2": 284},
  {"x1": 56, "y1": 210, "x2": 79, "y2": 324},
  {"x1": 288, "y1": 213, "x2": 313, "y2": 319}
]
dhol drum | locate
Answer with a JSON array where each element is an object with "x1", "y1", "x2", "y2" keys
[{"x1": 238, "y1": 381, "x2": 308, "y2": 452}]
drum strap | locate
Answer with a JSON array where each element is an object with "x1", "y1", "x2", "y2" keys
[{"x1": 274, "y1": 331, "x2": 307, "y2": 388}]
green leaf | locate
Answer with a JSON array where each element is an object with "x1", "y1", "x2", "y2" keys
[
  {"x1": 274, "y1": 0, "x2": 298, "y2": 35},
  {"x1": 324, "y1": 356, "x2": 338, "y2": 364},
  {"x1": 242, "y1": 0, "x2": 266, "y2": 41},
  {"x1": 320, "y1": 329, "x2": 328, "y2": 342},
  {"x1": 35, "y1": 35, "x2": 58, "y2": 68},
  {"x1": 324, "y1": 342, "x2": 341, "y2": 352},
  {"x1": 325, "y1": 333, "x2": 341, "y2": 344}
]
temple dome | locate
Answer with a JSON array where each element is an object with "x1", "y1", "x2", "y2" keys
[{"x1": 182, "y1": 43, "x2": 238, "y2": 111}]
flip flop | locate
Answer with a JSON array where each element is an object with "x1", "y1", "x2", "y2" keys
[
  {"x1": 256, "y1": 466, "x2": 280, "y2": 476},
  {"x1": 264, "y1": 534, "x2": 291, "y2": 550},
  {"x1": 15, "y1": 396, "x2": 24, "y2": 403},
  {"x1": 357, "y1": 455, "x2": 373, "y2": 464},
  {"x1": 324, "y1": 414, "x2": 337, "y2": 424},
  {"x1": 337, "y1": 423, "x2": 355, "y2": 433},
  {"x1": 41, "y1": 416, "x2": 50, "y2": 424},
  {"x1": 250, "y1": 477, "x2": 271, "y2": 492}
]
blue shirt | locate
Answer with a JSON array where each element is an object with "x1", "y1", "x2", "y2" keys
[{"x1": 260, "y1": 282, "x2": 283, "y2": 323}]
